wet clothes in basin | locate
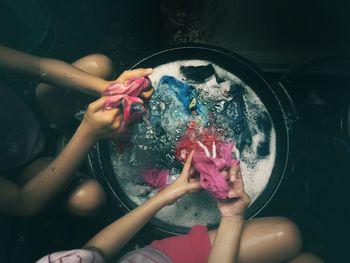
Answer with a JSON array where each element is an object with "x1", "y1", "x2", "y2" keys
[{"x1": 102, "y1": 76, "x2": 152, "y2": 127}]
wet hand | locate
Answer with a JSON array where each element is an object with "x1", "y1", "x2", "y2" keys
[
  {"x1": 80, "y1": 97, "x2": 125, "y2": 140},
  {"x1": 160, "y1": 151, "x2": 202, "y2": 206},
  {"x1": 217, "y1": 165, "x2": 251, "y2": 219},
  {"x1": 110, "y1": 68, "x2": 155, "y2": 100}
]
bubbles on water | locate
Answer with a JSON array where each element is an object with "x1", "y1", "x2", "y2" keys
[
  {"x1": 109, "y1": 59, "x2": 276, "y2": 228},
  {"x1": 165, "y1": 153, "x2": 175, "y2": 163}
]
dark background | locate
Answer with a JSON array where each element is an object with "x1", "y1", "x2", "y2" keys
[{"x1": 0, "y1": 0, "x2": 350, "y2": 262}]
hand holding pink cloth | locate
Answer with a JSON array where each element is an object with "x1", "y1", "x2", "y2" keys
[
  {"x1": 192, "y1": 141, "x2": 240, "y2": 200},
  {"x1": 175, "y1": 121, "x2": 240, "y2": 199},
  {"x1": 102, "y1": 76, "x2": 152, "y2": 126},
  {"x1": 142, "y1": 141, "x2": 239, "y2": 199}
]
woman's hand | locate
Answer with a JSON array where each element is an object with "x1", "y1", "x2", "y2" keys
[
  {"x1": 107, "y1": 68, "x2": 155, "y2": 99},
  {"x1": 217, "y1": 164, "x2": 251, "y2": 219},
  {"x1": 80, "y1": 68, "x2": 155, "y2": 142},
  {"x1": 208, "y1": 165, "x2": 250, "y2": 263},
  {"x1": 80, "y1": 97, "x2": 124, "y2": 141},
  {"x1": 159, "y1": 151, "x2": 202, "y2": 206},
  {"x1": 82, "y1": 151, "x2": 199, "y2": 261}
]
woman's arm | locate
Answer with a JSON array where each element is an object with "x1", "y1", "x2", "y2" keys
[
  {"x1": 0, "y1": 97, "x2": 121, "y2": 216},
  {"x1": 83, "y1": 151, "x2": 201, "y2": 261},
  {"x1": 208, "y1": 217, "x2": 245, "y2": 263},
  {"x1": 0, "y1": 45, "x2": 109, "y2": 95},
  {"x1": 0, "y1": 45, "x2": 155, "y2": 98},
  {"x1": 207, "y1": 165, "x2": 251, "y2": 263}
]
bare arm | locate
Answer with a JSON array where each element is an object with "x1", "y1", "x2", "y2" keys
[
  {"x1": 0, "y1": 45, "x2": 155, "y2": 99},
  {"x1": 0, "y1": 98, "x2": 121, "y2": 217},
  {"x1": 0, "y1": 45, "x2": 109, "y2": 95},
  {"x1": 208, "y1": 217, "x2": 245, "y2": 263},
  {"x1": 207, "y1": 165, "x2": 251, "y2": 263},
  {"x1": 83, "y1": 152, "x2": 201, "y2": 261}
]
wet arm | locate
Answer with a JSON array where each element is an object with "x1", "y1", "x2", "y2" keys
[
  {"x1": 0, "y1": 45, "x2": 109, "y2": 95},
  {"x1": 83, "y1": 189, "x2": 171, "y2": 261},
  {"x1": 0, "y1": 122, "x2": 97, "y2": 217},
  {"x1": 83, "y1": 152, "x2": 200, "y2": 262},
  {"x1": 208, "y1": 217, "x2": 245, "y2": 263}
]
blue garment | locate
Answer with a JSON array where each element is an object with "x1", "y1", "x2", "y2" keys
[
  {"x1": 149, "y1": 76, "x2": 191, "y2": 143},
  {"x1": 150, "y1": 76, "x2": 208, "y2": 140},
  {"x1": 161, "y1": 76, "x2": 193, "y2": 109},
  {"x1": 151, "y1": 76, "x2": 207, "y2": 123}
]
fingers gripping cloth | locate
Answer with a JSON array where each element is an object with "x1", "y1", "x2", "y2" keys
[
  {"x1": 102, "y1": 76, "x2": 152, "y2": 126},
  {"x1": 193, "y1": 144, "x2": 240, "y2": 200},
  {"x1": 176, "y1": 122, "x2": 240, "y2": 199}
]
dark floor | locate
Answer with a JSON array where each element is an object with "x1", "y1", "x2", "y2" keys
[{"x1": 2, "y1": 0, "x2": 350, "y2": 262}]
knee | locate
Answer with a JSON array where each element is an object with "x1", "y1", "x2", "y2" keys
[
  {"x1": 75, "y1": 54, "x2": 114, "y2": 80},
  {"x1": 287, "y1": 252, "x2": 325, "y2": 263},
  {"x1": 65, "y1": 179, "x2": 106, "y2": 217},
  {"x1": 273, "y1": 217, "x2": 302, "y2": 258}
]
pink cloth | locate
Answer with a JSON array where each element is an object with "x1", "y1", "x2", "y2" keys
[
  {"x1": 193, "y1": 142, "x2": 240, "y2": 199},
  {"x1": 102, "y1": 76, "x2": 152, "y2": 126},
  {"x1": 143, "y1": 168, "x2": 170, "y2": 190},
  {"x1": 175, "y1": 121, "x2": 239, "y2": 199},
  {"x1": 175, "y1": 121, "x2": 221, "y2": 162},
  {"x1": 149, "y1": 224, "x2": 211, "y2": 263},
  {"x1": 35, "y1": 249, "x2": 104, "y2": 263}
]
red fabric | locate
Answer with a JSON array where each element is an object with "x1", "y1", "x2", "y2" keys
[
  {"x1": 102, "y1": 76, "x2": 152, "y2": 126},
  {"x1": 175, "y1": 121, "x2": 221, "y2": 162},
  {"x1": 103, "y1": 77, "x2": 152, "y2": 97},
  {"x1": 148, "y1": 225, "x2": 211, "y2": 263},
  {"x1": 193, "y1": 148, "x2": 240, "y2": 199},
  {"x1": 175, "y1": 122, "x2": 239, "y2": 199},
  {"x1": 143, "y1": 168, "x2": 170, "y2": 190}
]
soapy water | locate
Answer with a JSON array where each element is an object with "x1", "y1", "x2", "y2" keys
[{"x1": 109, "y1": 60, "x2": 276, "y2": 228}]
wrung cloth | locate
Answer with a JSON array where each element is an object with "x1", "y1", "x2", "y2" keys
[
  {"x1": 193, "y1": 143, "x2": 240, "y2": 200},
  {"x1": 102, "y1": 76, "x2": 152, "y2": 126},
  {"x1": 175, "y1": 121, "x2": 239, "y2": 199}
]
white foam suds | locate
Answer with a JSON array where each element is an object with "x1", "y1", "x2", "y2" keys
[{"x1": 109, "y1": 60, "x2": 276, "y2": 228}]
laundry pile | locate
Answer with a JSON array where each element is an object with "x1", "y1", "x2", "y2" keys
[{"x1": 129, "y1": 64, "x2": 252, "y2": 199}]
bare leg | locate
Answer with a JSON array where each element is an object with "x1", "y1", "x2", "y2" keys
[
  {"x1": 15, "y1": 157, "x2": 106, "y2": 217},
  {"x1": 32, "y1": 54, "x2": 112, "y2": 214},
  {"x1": 286, "y1": 252, "x2": 325, "y2": 263},
  {"x1": 36, "y1": 54, "x2": 114, "y2": 128},
  {"x1": 208, "y1": 217, "x2": 302, "y2": 263},
  {"x1": 62, "y1": 177, "x2": 106, "y2": 217}
]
